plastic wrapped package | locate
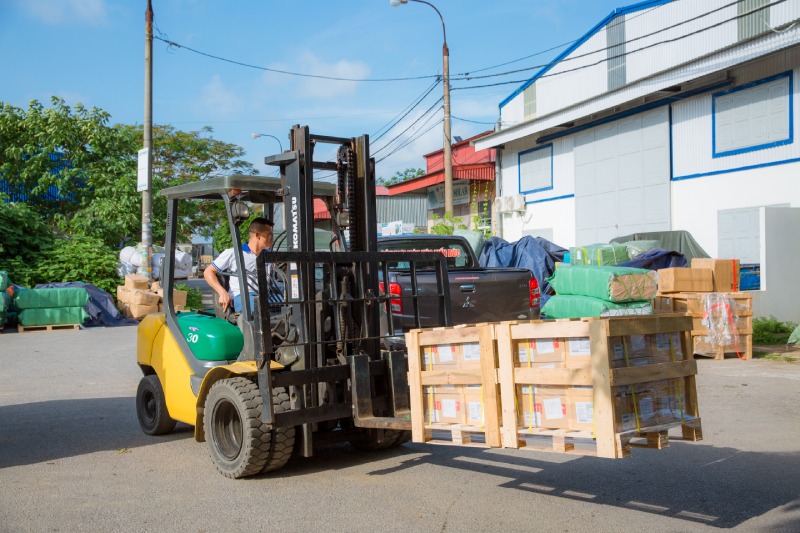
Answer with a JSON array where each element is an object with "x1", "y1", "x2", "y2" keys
[
  {"x1": 0, "y1": 271, "x2": 10, "y2": 292},
  {"x1": 18, "y1": 306, "x2": 89, "y2": 326},
  {"x1": 541, "y1": 295, "x2": 652, "y2": 319},
  {"x1": 570, "y1": 243, "x2": 630, "y2": 266},
  {"x1": 547, "y1": 265, "x2": 658, "y2": 302},
  {"x1": 700, "y1": 293, "x2": 741, "y2": 348},
  {"x1": 613, "y1": 378, "x2": 692, "y2": 433},
  {"x1": 14, "y1": 288, "x2": 89, "y2": 309},
  {"x1": 621, "y1": 240, "x2": 660, "y2": 258}
]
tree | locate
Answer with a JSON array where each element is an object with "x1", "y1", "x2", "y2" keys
[{"x1": 377, "y1": 167, "x2": 424, "y2": 186}]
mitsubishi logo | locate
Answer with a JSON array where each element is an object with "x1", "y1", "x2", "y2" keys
[{"x1": 462, "y1": 296, "x2": 475, "y2": 309}]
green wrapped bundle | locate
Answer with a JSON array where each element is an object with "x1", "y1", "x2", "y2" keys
[
  {"x1": 0, "y1": 271, "x2": 10, "y2": 291},
  {"x1": 547, "y1": 265, "x2": 657, "y2": 302},
  {"x1": 1, "y1": 291, "x2": 10, "y2": 312},
  {"x1": 17, "y1": 307, "x2": 89, "y2": 327},
  {"x1": 569, "y1": 243, "x2": 630, "y2": 266},
  {"x1": 13, "y1": 288, "x2": 89, "y2": 309},
  {"x1": 542, "y1": 295, "x2": 652, "y2": 319}
]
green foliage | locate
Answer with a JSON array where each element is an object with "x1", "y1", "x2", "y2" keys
[
  {"x1": 753, "y1": 315, "x2": 797, "y2": 345},
  {"x1": 0, "y1": 201, "x2": 54, "y2": 259},
  {"x1": 429, "y1": 212, "x2": 467, "y2": 235},
  {"x1": 377, "y1": 167, "x2": 424, "y2": 186},
  {"x1": 212, "y1": 212, "x2": 261, "y2": 253},
  {"x1": 176, "y1": 283, "x2": 203, "y2": 310},
  {"x1": 1, "y1": 235, "x2": 120, "y2": 294}
]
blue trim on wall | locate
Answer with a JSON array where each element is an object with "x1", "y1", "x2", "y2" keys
[
  {"x1": 525, "y1": 194, "x2": 575, "y2": 205},
  {"x1": 668, "y1": 104, "x2": 674, "y2": 181},
  {"x1": 498, "y1": 0, "x2": 675, "y2": 110},
  {"x1": 536, "y1": 80, "x2": 731, "y2": 144},
  {"x1": 518, "y1": 143, "x2": 554, "y2": 194},
  {"x1": 712, "y1": 71, "x2": 794, "y2": 158},
  {"x1": 672, "y1": 157, "x2": 800, "y2": 181}
]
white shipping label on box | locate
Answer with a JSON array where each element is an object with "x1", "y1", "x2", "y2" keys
[
  {"x1": 639, "y1": 398, "x2": 655, "y2": 419},
  {"x1": 518, "y1": 342, "x2": 531, "y2": 363},
  {"x1": 534, "y1": 338, "x2": 556, "y2": 354},
  {"x1": 468, "y1": 401, "x2": 482, "y2": 422},
  {"x1": 437, "y1": 345, "x2": 455, "y2": 362},
  {"x1": 656, "y1": 332, "x2": 679, "y2": 352},
  {"x1": 575, "y1": 402, "x2": 594, "y2": 424},
  {"x1": 423, "y1": 350, "x2": 432, "y2": 365},
  {"x1": 612, "y1": 342, "x2": 625, "y2": 360},
  {"x1": 427, "y1": 409, "x2": 439, "y2": 423},
  {"x1": 630, "y1": 335, "x2": 647, "y2": 352},
  {"x1": 569, "y1": 338, "x2": 591, "y2": 356},
  {"x1": 543, "y1": 397, "x2": 565, "y2": 420},
  {"x1": 462, "y1": 343, "x2": 481, "y2": 362},
  {"x1": 524, "y1": 411, "x2": 543, "y2": 427},
  {"x1": 441, "y1": 398, "x2": 457, "y2": 418}
]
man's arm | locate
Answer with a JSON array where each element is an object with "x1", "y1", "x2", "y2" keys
[{"x1": 203, "y1": 264, "x2": 231, "y2": 310}]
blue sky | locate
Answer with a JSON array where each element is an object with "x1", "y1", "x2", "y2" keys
[{"x1": 0, "y1": 0, "x2": 628, "y2": 181}]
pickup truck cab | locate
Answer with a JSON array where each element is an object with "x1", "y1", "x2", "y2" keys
[{"x1": 378, "y1": 234, "x2": 540, "y2": 332}]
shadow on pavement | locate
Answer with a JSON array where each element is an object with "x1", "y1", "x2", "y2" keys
[
  {"x1": 363, "y1": 442, "x2": 800, "y2": 530},
  {"x1": 0, "y1": 397, "x2": 192, "y2": 469}
]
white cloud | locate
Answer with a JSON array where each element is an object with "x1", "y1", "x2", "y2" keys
[
  {"x1": 17, "y1": 0, "x2": 109, "y2": 26},
  {"x1": 278, "y1": 52, "x2": 370, "y2": 100},
  {"x1": 198, "y1": 75, "x2": 241, "y2": 117}
]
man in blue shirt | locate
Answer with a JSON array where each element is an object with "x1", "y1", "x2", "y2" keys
[{"x1": 204, "y1": 218, "x2": 273, "y2": 314}]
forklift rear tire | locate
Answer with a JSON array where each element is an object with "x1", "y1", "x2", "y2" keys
[
  {"x1": 136, "y1": 375, "x2": 177, "y2": 436},
  {"x1": 205, "y1": 377, "x2": 294, "y2": 478}
]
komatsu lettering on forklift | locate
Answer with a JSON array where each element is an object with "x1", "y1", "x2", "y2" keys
[{"x1": 291, "y1": 197, "x2": 299, "y2": 249}]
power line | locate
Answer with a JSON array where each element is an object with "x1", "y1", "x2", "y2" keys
[
  {"x1": 372, "y1": 79, "x2": 441, "y2": 142},
  {"x1": 376, "y1": 118, "x2": 444, "y2": 164},
  {"x1": 371, "y1": 97, "x2": 443, "y2": 156}
]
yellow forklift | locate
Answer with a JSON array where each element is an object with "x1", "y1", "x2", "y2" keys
[{"x1": 135, "y1": 125, "x2": 452, "y2": 478}]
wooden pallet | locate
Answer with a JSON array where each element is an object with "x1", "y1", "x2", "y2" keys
[
  {"x1": 17, "y1": 323, "x2": 81, "y2": 333},
  {"x1": 693, "y1": 333, "x2": 752, "y2": 360},
  {"x1": 406, "y1": 315, "x2": 703, "y2": 458},
  {"x1": 495, "y1": 315, "x2": 702, "y2": 458},
  {"x1": 406, "y1": 324, "x2": 502, "y2": 447}
]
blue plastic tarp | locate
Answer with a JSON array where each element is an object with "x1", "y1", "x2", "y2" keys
[
  {"x1": 478, "y1": 236, "x2": 567, "y2": 297},
  {"x1": 617, "y1": 248, "x2": 688, "y2": 270},
  {"x1": 34, "y1": 282, "x2": 138, "y2": 327}
]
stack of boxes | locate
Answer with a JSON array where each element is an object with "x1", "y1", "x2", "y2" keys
[
  {"x1": 116, "y1": 274, "x2": 188, "y2": 320},
  {"x1": 421, "y1": 342, "x2": 485, "y2": 428},
  {"x1": 512, "y1": 332, "x2": 687, "y2": 434}
]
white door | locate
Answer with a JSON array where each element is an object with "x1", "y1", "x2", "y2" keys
[
  {"x1": 718, "y1": 205, "x2": 787, "y2": 264},
  {"x1": 573, "y1": 106, "x2": 671, "y2": 244}
]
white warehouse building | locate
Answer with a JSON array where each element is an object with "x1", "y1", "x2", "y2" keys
[{"x1": 474, "y1": 0, "x2": 800, "y2": 321}]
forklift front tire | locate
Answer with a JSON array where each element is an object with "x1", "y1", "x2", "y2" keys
[{"x1": 136, "y1": 375, "x2": 177, "y2": 436}]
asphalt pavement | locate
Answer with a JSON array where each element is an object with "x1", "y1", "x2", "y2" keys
[{"x1": 0, "y1": 325, "x2": 799, "y2": 532}]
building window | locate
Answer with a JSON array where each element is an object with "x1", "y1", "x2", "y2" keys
[
  {"x1": 518, "y1": 144, "x2": 553, "y2": 194},
  {"x1": 523, "y1": 83, "x2": 536, "y2": 120},
  {"x1": 607, "y1": 16, "x2": 626, "y2": 91},
  {"x1": 738, "y1": 0, "x2": 769, "y2": 41},
  {"x1": 713, "y1": 72, "x2": 792, "y2": 157}
]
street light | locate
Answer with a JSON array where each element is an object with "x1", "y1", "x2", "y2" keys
[
  {"x1": 251, "y1": 132, "x2": 284, "y2": 153},
  {"x1": 390, "y1": 0, "x2": 453, "y2": 214}
]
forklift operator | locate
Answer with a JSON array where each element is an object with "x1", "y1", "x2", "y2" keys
[{"x1": 203, "y1": 218, "x2": 273, "y2": 313}]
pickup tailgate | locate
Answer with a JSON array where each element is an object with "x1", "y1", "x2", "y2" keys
[{"x1": 391, "y1": 268, "x2": 534, "y2": 328}]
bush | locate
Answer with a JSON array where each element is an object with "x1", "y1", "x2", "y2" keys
[
  {"x1": 176, "y1": 283, "x2": 203, "y2": 310},
  {"x1": 753, "y1": 315, "x2": 797, "y2": 345}
]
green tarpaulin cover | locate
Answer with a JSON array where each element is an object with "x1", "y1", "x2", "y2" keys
[
  {"x1": 14, "y1": 288, "x2": 89, "y2": 309},
  {"x1": 548, "y1": 265, "x2": 658, "y2": 303},
  {"x1": 1, "y1": 291, "x2": 10, "y2": 312},
  {"x1": 542, "y1": 295, "x2": 653, "y2": 319},
  {"x1": 0, "y1": 271, "x2": 9, "y2": 291},
  {"x1": 18, "y1": 307, "x2": 89, "y2": 327},
  {"x1": 610, "y1": 230, "x2": 710, "y2": 261},
  {"x1": 570, "y1": 243, "x2": 630, "y2": 266}
]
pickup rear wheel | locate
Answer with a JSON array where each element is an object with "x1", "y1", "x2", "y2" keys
[{"x1": 136, "y1": 375, "x2": 177, "y2": 436}]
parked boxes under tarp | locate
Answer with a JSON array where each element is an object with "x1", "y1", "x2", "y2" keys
[
  {"x1": 406, "y1": 315, "x2": 702, "y2": 458},
  {"x1": 13, "y1": 288, "x2": 90, "y2": 328}
]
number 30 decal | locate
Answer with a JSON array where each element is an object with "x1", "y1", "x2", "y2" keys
[{"x1": 186, "y1": 333, "x2": 199, "y2": 344}]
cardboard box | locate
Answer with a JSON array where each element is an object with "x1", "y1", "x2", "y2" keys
[
  {"x1": 653, "y1": 295, "x2": 687, "y2": 313},
  {"x1": 567, "y1": 386, "x2": 594, "y2": 432},
  {"x1": 150, "y1": 280, "x2": 162, "y2": 292},
  {"x1": 607, "y1": 334, "x2": 651, "y2": 366},
  {"x1": 516, "y1": 385, "x2": 569, "y2": 430},
  {"x1": 565, "y1": 337, "x2": 592, "y2": 369},
  {"x1": 124, "y1": 274, "x2": 149, "y2": 290},
  {"x1": 693, "y1": 334, "x2": 749, "y2": 356},
  {"x1": 458, "y1": 342, "x2": 482, "y2": 367},
  {"x1": 127, "y1": 288, "x2": 160, "y2": 306},
  {"x1": 156, "y1": 288, "x2": 188, "y2": 308},
  {"x1": 116, "y1": 286, "x2": 130, "y2": 302},
  {"x1": 657, "y1": 268, "x2": 713, "y2": 293},
  {"x1": 422, "y1": 344, "x2": 459, "y2": 368},
  {"x1": 516, "y1": 338, "x2": 565, "y2": 366},
  {"x1": 423, "y1": 386, "x2": 465, "y2": 424},
  {"x1": 463, "y1": 385, "x2": 485, "y2": 426},
  {"x1": 158, "y1": 304, "x2": 185, "y2": 313},
  {"x1": 118, "y1": 302, "x2": 159, "y2": 320},
  {"x1": 613, "y1": 380, "x2": 685, "y2": 432},
  {"x1": 650, "y1": 332, "x2": 684, "y2": 360},
  {"x1": 691, "y1": 258, "x2": 740, "y2": 292}
]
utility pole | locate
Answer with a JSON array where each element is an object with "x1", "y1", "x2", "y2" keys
[
  {"x1": 442, "y1": 37, "x2": 452, "y2": 214},
  {"x1": 142, "y1": 0, "x2": 154, "y2": 280}
]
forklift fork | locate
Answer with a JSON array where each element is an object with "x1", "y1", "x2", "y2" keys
[{"x1": 348, "y1": 351, "x2": 412, "y2": 431}]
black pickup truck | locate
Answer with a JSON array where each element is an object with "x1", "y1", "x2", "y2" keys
[{"x1": 378, "y1": 234, "x2": 540, "y2": 333}]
